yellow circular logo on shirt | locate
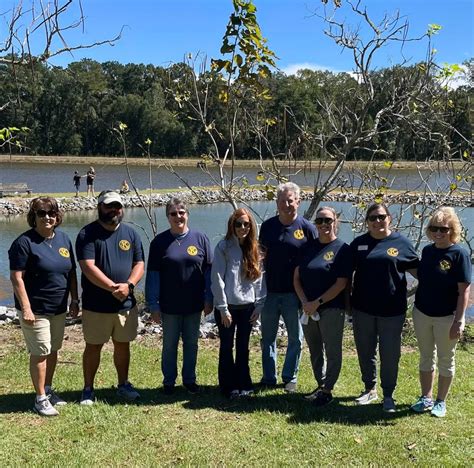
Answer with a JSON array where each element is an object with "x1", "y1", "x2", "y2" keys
[
  {"x1": 387, "y1": 247, "x2": 399, "y2": 257},
  {"x1": 119, "y1": 240, "x2": 131, "y2": 251},
  {"x1": 294, "y1": 229, "x2": 304, "y2": 240},
  {"x1": 187, "y1": 245, "x2": 198, "y2": 256},
  {"x1": 439, "y1": 259, "x2": 451, "y2": 271},
  {"x1": 59, "y1": 248, "x2": 70, "y2": 258},
  {"x1": 324, "y1": 251, "x2": 335, "y2": 261}
]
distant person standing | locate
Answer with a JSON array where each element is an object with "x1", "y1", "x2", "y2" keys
[
  {"x1": 73, "y1": 171, "x2": 83, "y2": 197},
  {"x1": 86, "y1": 166, "x2": 96, "y2": 197},
  {"x1": 76, "y1": 190, "x2": 145, "y2": 405},
  {"x1": 259, "y1": 182, "x2": 317, "y2": 393}
]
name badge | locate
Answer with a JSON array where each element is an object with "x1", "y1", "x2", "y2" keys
[{"x1": 358, "y1": 245, "x2": 368, "y2": 251}]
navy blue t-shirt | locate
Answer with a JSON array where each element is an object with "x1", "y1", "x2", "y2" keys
[
  {"x1": 350, "y1": 232, "x2": 419, "y2": 317},
  {"x1": 76, "y1": 221, "x2": 145, "y2": 313},
  {"x1": 415, "y1": 243, "x2": 471, "y2": 317},
  {"x1": 298, "y1": 238, "x2": 352, "y2": 310},
  {"x1": 147, "y1": 229, "x2": 212, "y2": 315},
  {"x1": 260, "y1": 215, "x2": 317, "y2": 293},
  {"x1": 9, "y1": 229, "x2": 76, "y2": 315}
]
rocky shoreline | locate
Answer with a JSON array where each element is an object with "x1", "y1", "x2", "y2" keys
[{"x1": 1, "y1": 188, "x2": 472, "y2": 217}]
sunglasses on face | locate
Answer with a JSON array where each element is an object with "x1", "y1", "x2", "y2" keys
[
  {"x1": 315, "y1": 217, "x2": 334, "y2": 225},
  {"x1": 169, "y1": 210, "x2": 187, "y2": 217},
  {"x1": 103, "y1": 203, "x2": 122, "y2": 210},
  {"x1": 36, "y1": 209, "x2": 57, "y2": 218},
  {"x1": 428, "y1": 225, "x2": 450, "y2": 233},
  {"x1": 234, "y1": 221, "x2": 250, "y2": 229},
  {"x1": 367, "y1": 214, "x2": 388, "y2": 222}
]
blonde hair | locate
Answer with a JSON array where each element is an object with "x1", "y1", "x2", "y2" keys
[{"x1": 426, "y1": 207, "x2": 462, "y2": 244}]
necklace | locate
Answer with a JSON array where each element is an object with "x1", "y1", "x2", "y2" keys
[{"x1": 43, "y1": 233, "x2": 55, "y2": 248}]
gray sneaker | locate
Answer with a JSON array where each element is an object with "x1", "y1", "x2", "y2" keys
[
  {"x1": 355, "y1": 389, "x2": 378, "y2": 405},
  {"x1": 383, "y1": 396, "x2": 396, "y2": 413},
  {"x1": 117, "y1": 381, "x2": 140, "y2": 401},
  {"x1": 284, "y1": 382, "x2": 297, "y2": 393},
  {"x1": 47, "y1": 388, "x2": 67, "y2": 406},
  {"x1": 304, "y1": 386, "x2": 322, "y2": 401},
  {"x1": 34, "y1": 397, "x2": 59, "y2": 416}
]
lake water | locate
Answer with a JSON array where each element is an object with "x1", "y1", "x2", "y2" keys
[
  {"x1": 1, "y1": 200, "x2": 473, "y2": 319},
  {"x1": 1, "y1": 160, "x2": 471, "y2": 194}
]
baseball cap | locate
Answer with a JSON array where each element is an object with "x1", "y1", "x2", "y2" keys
[{"x1": 98, "y1": 191, "x2": 123, "y2": 206}]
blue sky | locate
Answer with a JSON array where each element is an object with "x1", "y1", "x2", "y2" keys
[{"x1": 47, "y1": 0, "x2": 473, "y2": 73}]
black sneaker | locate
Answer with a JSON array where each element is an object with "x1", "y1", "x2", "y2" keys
[
  {"x1": 163, "y1": 385, "x2": 175, "y2": 395},
  {"x1": 312, "y1": 391, "x2": 333, "y2": 407},
  {"x1": 184, "y1": 382, "x2": 200, "y2": 394}
]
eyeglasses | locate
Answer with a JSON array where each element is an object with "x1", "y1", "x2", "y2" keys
[
  {"x1": 103, "y1": 203, "x2": 122, "y2": 210},
  {"x1": 315, "y1": 217, "x2": 334, "y2": 225},
  {"x1": 169, "y1": 210, "x2": 187, "y2": 217},
  {"x1": 234, "y1": 221, "x2": 250, "y2": 229},
  {"x1": 367, "y1": 214, "x2": 388, "y2": 222},
  {"x1": 36, "y1": 210, "x2": 57, "y2": 218},
  {"x1": 428, "y1": 225, "x2": 450, "y2": 233}
]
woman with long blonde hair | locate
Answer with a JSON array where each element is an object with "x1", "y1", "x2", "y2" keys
[{"x1": 211, "y1": 208, "x2": 266, "y2": 398}]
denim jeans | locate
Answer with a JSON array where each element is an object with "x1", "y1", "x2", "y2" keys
[
  {"x1": 215, "y1": 304, "x2": 254, "y2": 394},
  {"x1": 352, "y1": 309, "x2": 405, "y2": 397},
  {"x1": 161, "y1": 312, "x2": 201, "y2": 386},
  {"x1": 302, "y1": 307, "x2": 345, "y2": 391},
  {"x1": 260, "y1": 292, "x2": 303, "y2": 384}
]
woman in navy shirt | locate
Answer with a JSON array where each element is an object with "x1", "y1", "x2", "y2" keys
[
  {"x1": 9, "y1": 197, "x2": 79, "y2": 416},
  {"x1": 294, "y1": 206, "x2": 352, "y2": 407},
  {"x1": 411, "y1": 207, "x2": 471, "y2": 418},
  {"x1": 145, "y1": 197, "x2": 213, "y2": 395},
  {"x1": 350, "y1": 203, "x2": 418, "y2": 413}
]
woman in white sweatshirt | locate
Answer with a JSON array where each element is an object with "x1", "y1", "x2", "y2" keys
[{"x1": 211, "y1": 208, "x2": 266, "y2": 399}]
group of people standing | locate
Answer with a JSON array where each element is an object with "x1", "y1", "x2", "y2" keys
[
  {"x1": 73, "y1": 167, "x2": 96, "y2": 197},
  {"x1": 8, "y1": 182, "x2": 471, "y2": 420}
]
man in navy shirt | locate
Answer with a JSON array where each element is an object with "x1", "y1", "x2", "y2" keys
[
  {"x1": 76, "y1": 191, "x2": 145, "y2": 405},
  {"x1": 259, "y1": 182, "x2": 317, "y2": 392}
]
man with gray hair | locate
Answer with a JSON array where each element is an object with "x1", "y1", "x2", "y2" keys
[{"x1": 259, "y1": 182, "x2": 317, "y2": 392}]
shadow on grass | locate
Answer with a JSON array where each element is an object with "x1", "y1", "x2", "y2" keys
[{"x1": 0, "y1": 385, "x2": 412, "y2": 426}]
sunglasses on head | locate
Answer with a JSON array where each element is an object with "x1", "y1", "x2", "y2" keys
[
  {"x1": 234, "y1": 221, "x2": 250, "y2": 229},
  {"x1": 367, "y1": 214, "x2": 388, "y2": 222},
  {"x1": 169, "y1": 210, "x2": 187, "y2": 217},
  {"x1": 103, "y1": 202, "x2": 122, "y2": 210},
  {"x1": 315, "y1": 217, "x2": 334, "y2": 225},
  {"x1": 36, "y1": 209, "x2": 57, "y2": 218},
  {"x1": 428, "y1": 225, "x2": 450, "y2": 233}
]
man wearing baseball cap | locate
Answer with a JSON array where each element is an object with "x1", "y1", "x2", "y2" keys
[{"x1": 75, "y1": 190, "x2": 145, "y2": 404}]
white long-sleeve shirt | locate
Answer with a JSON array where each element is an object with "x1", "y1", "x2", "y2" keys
[{"x1": 211, "y1": 236, "x2": 266, "y2": 315}]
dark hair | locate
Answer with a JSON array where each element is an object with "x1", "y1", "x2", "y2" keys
[
  {"x1": 26, "y1": 197, "x2": 63, "y2": 228},
  {"x1": 365, "y1": 203, "x2": 391, "y2": 221},
  {"x1": 166, "y1": 197, "x2": 188, "y2": 216},
  {"x1": 225, "y1": 208, "x2": 261, "y2": 281}
]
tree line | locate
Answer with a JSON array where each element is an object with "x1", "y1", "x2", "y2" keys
[{"x1": 0, "y1": 57, "x2": 472, "y2": 161}]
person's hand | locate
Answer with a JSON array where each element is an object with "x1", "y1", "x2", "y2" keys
[
  {"x1": 449, "y1": 321, "x2": 464, "y2": 340},
  {"x1": 302, "y1": 300, "x2": 318, "y2": 316},
  {"x1": 112, "y1": 283, "x2": 129, "y2": 301},
  {"x1": 69, "y1": 301, "x2": 80, "y2": 318},
  {"x1": 250, "y1": 309, "x2": 260, "y2": 325},
  {"x1": 221, "y1": 311, "x2": 232, "y2": 328},
  {"x1": 22, "y1": 307, "x2": 35, "y2": 324},
  {"x1": 150, "y1": 311, "x2": 162, "y2": 324},
  {"x1": 203, "y1": 302, "x2": 213, "y2": 316}
]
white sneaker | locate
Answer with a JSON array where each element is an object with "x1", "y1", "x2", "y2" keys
[
  {"x1": 47, "y1": 388, "x2": 67, "y2": 406},
  {"x1": 355, "y1": 389, "x2": 378, "y2": 405},
  {"x1": 80, "y1": 387, "x2": 95, "y2": 406},
  {"x1": 34, "y1": 397, "x2": 59, "y2": 416}
]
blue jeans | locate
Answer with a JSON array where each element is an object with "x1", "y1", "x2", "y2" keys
[
  {"x1": 352, "y1": 309, "x2": 405, "y2": 397},
  {"x1": 161, "y1": 312, "x2": 201, "y2": 386},
  {"x1": 260, "y1": 292, "x2": 303, "y2": 384}
]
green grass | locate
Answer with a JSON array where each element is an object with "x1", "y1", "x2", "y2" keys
[{"x1": 0, "y1": 328, "x2": 473, "y2": 466}]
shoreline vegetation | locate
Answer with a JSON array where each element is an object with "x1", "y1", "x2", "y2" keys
[{"x1": 0, "y1": 153, "x2": 469, "y2": 170}]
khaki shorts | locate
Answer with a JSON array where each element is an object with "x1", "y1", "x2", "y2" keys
[
  {"x1": 82, "y1": 307, "x2": 139, "y2": 344},
  {"x1": 18, "y1": 310, "x2": 66, "y2": 356}
]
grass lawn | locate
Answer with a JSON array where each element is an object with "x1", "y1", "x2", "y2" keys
[{"x1": 0, "y1": 326, "x2": 473, "y2": 466}]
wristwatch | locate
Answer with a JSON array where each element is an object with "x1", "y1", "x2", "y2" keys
[
  {"x1": 318, "y1": 297, "x2": 324, "y2": 305},
  {"x1": 127, "y1": 281, "x2": 135, "y2": 293}
]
